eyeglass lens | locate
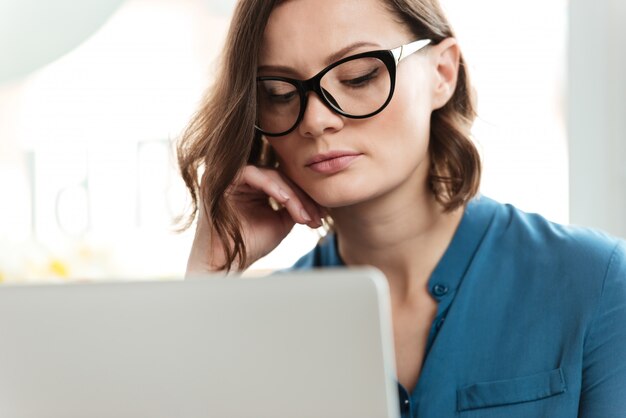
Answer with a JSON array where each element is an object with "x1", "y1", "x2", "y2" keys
[{"x1": 257, "y1": 56, "x2": 391, "y2": 135}]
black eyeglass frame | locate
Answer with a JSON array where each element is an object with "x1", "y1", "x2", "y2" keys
[{"x1": 255, "y1": 38, "x2": 432, "y2": 137}]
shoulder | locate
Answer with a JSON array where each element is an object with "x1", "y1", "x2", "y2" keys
[
  {"x1": 290, "y1": 233, "x2": 343, "y2": 270},
  {"x1": 479, "y1": 196, "x2": 625, "y2": 308},
  {"x1": 490, "y1": 198, "x2": 622, "y2": 267}
]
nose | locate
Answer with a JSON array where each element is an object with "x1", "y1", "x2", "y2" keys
[{"x1": 297, "y1": 92, "x2": 344, "y2": 138}]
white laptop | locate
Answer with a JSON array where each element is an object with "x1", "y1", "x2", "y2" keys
[{"x1": 0, "y1": 268, "x2": 400, "y2": 418}]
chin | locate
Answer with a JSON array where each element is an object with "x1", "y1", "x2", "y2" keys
[{"x1": 305, "y1": 182, "x2": 378, "y2": 209}]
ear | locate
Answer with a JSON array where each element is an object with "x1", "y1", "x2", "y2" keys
[{"x1": 430, "y1": 37, "x2": 461, "y2": 110}]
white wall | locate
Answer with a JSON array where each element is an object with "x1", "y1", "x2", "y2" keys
[{"x1": 569, "y1": 0, "x2": 626, "y2": 238}]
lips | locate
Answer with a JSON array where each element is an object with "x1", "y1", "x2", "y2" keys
[{"x1": 305, "y1": 151, "x2": 363, "y2": 174}]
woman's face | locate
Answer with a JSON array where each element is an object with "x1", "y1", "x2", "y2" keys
[{"x1": 259, "y1": 0, "x2": 451, "y2": 209}]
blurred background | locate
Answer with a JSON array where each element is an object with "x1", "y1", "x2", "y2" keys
[{"x1": 0, "y1": 0, "x2": 623, "y2": 283}]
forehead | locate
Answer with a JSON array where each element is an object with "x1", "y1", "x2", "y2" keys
[{"x1": 259, "y1": 0, "x2": 411, "y2": 76}]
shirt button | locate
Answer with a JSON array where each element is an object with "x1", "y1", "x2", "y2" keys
[
  {"x1": 403, "y1": 399, "x2": 410, "y2": 410},
  {"x1": 432, "y1": 284, "x2": 449, "y2": 297}
]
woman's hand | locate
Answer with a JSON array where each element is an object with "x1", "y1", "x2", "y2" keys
[{"x1": 185, "y1": 165, "x2": 326, "y2": 276}]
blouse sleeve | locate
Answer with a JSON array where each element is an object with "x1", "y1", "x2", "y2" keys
[{"x1": 578, "y1": 241, "x2": 626, "y2": 417}]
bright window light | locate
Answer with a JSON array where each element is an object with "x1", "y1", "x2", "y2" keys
[{"x1": 0, "y1": 0, "x2": 567, "y2": 281}]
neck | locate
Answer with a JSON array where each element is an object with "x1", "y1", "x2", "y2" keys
[{"x1": 330, "y1": 189, "x2": 464, "y2": 308}]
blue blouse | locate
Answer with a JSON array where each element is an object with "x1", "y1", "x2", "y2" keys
[{"x1": 291, "y1": 196, "x2": 626, "y2": 417}]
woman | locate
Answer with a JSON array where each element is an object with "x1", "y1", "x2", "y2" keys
[{"x1": 178, "y1": 0, "x2": 626, "y2": 416}]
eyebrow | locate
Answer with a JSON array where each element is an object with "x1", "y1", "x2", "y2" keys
[{"x1": 258, "y1": 41, "x2": 381, "y2": 75}]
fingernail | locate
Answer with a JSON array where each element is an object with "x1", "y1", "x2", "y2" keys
[
  {"x1": 278, "y1": 188, "x2": 290, "y2": 201},
  {"x1": 300, "y1": 208, "x2": 312, "y2": 222}
]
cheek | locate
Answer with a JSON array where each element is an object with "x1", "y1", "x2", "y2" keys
[
  {"x1": 361, "y1": 72, "x2": 433, "y2": 157},
  {"x1": 389, "y1": 71, "x2": 433, "y2": 132},
  {"x1": 266, "y1": 139, "x2": 301, "y2": 180}
]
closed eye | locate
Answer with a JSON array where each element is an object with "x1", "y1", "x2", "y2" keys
[
  {"x1": 268, "y1": 90, "x2": 298, "y2": 103},
  {"x1": 341, "y1": 68, "x2": 380, "y2": 88}
]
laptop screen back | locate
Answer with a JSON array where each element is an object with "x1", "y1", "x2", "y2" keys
[{"x1": 0, "y1": 269, "x2": 399, "y2": 418}]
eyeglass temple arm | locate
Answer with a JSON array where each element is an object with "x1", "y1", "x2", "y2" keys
[{"x1": 391, "y1": 39, "x2": 432, "y2": 64}]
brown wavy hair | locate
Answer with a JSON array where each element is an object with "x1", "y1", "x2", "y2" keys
[{"x1": 177, "y1": 0, "x2": 481, "y2": 270}]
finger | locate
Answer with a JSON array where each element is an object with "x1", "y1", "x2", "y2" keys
[
  {"x1": 230, "y1": 167, "x2": 289, "y2": 203},
  {"x1": 271, "y1": 165, "x2": 328, "y2": 225},
  {"x1": 260, "y1": 168, "x2": 327, "y2": 228},
  {"x1": 232, "y1": 166, "x2": 293, "y2": 207},
  {"x1": 277, "y1": 175, "x2": 325, "y2": 229},
  {"x1": 239, "y1": 166, "x2": 313, "y2": 225}
]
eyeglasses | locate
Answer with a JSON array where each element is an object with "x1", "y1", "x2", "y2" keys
[{"x1": 255, "y1": 38, "x2": 432, "y2": 137}]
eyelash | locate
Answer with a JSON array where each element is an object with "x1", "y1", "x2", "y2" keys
[
  {"x1": 269, "y1": 91, "x2": 297, "y2": 103},
  {"x1": 341, "y1": 69, "x2": 379, "y2": 88}
]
